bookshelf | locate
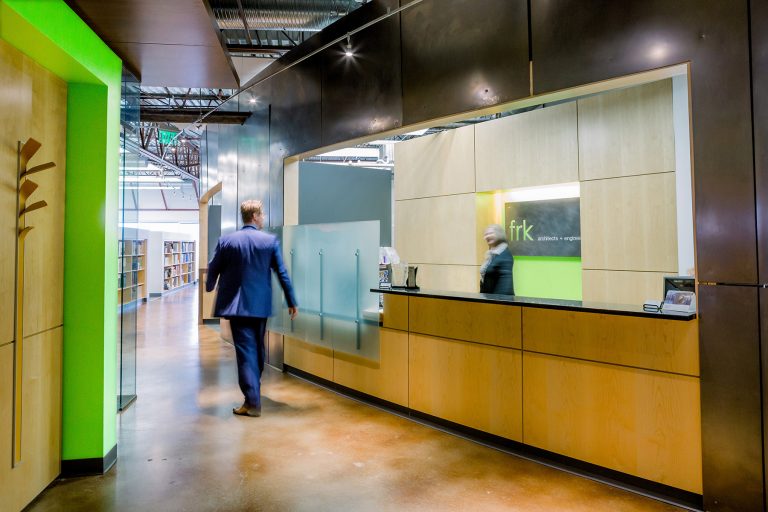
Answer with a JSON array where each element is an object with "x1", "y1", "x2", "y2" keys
[
  {"x1": 164, "y1": 240, "x2": 196, "y2": 291},
  {"x1": 118, "y1": 239, "x2": 148, "y2": 305}
]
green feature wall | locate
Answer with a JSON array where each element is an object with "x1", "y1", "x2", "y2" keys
[
  {"x1": 0, "y1": 0, "x2": 122, "y2": 460},
  {"x1": 513, "y1": 256, "x2": 582, "y2": 301}
]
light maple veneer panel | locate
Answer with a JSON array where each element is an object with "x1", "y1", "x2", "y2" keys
[
  {"x1": 409, "y1": 296, "x2": 521, "y2": 348},
  {"x1": 0, "y1": 328, "x2": 63, "y2": 512},
  {"x1": 523, "y1": 308, "x2": 699, "y2": 375},
  {"x1": 578, "y1": 79, "x2": 675, "y2": 181},
  {"x1": 393, "y1": 125, "x2": 475, "y2": 200},
  {"x1": 0, "y1": 344, "x2": 13, "y2": 496},
  {"x1": 382, "y1": 294, "x2": 408, "y2": 331},
  {"x1": 409, "y1": 333, "x2": 522, "y2": 440},
  {"x1": 0, "y1": 40, "x2": 32, "y2": 347},
  {"x1": 284, "y1": 336, "x2": 334, "y2": 381},
  {"x1": 523, "y1": 352, "x2": 702, "y2": 493},
  {"x1": 333, "y1": 328, "x2": 408, "y2": 406},
  {"x1": 395, "y1": 193, "x2": 478, "y2": 266},
  {"x1": 476, "y1": 102, "x2": 579, "y2": 192},
  {"x1": 411, "y1": 264, "x2": 479, "y2": 294},
  {"x1": 581, "y1": 173, "x2": 678, "y2": 272},
  {"x1": 582, "y1": 269, "x2": 672, "y2": 306},
  {"x1": 23, "y1": 61, "x2": 67, "y2": 338}
]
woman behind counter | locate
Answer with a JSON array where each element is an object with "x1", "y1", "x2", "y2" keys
[{"x1": 479, "y1": 224, "x2": 515, "y2": 295}]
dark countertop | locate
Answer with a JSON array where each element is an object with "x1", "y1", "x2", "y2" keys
[{"x1": 372, "y1": 287, "x2": 696, "y2": 321}]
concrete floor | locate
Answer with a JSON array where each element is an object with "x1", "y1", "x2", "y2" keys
[{"x1": 29, "y1": 286, "x2": 685, "y2": 511}]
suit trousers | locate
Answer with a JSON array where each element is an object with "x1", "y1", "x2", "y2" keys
[{"x1": 228, "y1": 317, "x2": 268, "y2": 407}]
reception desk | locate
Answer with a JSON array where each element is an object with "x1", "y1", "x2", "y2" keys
[{"x1": 281, "y1": 288, "x2": 700, "y2": 497}]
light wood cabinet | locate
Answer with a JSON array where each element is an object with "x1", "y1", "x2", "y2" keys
[
  {"x1": 334, "y1": 328, "x2": 409, "y2": 407},
  {"x1": 523, "y1": 352, "x2": 702, "y2": 493},
  {"x1": 409, "y1": 333, "x2": 523, "y2": 441}
]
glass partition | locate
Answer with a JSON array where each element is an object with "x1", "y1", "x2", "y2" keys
[
  {"x1": 268, "y1": 221, "x2": 380, "y2": 360},
  {"x1": 117, "y1": 70, "x2": 140, "y2": 411}
]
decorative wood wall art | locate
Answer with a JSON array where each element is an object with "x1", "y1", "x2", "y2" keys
[{"x1": 13, "y1": 138, "x2": 55, "y2": 467}]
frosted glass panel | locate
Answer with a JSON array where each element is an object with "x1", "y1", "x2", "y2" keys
[{"x1": 268, "y1": 221, "x2": 380, "y2": 359}]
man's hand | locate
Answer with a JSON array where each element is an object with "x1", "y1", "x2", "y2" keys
[{"x1": 288, "y1": 306, "x2": 299, "y2": 320}]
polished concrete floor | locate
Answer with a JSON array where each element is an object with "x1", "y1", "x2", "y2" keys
[{"x1": 29, "y1": 286, "x2": 685, "y2": 511}]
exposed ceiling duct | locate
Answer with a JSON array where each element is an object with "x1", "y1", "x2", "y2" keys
[{"x1": 213, "y1": 0, "x2": 364, "y2": 32}]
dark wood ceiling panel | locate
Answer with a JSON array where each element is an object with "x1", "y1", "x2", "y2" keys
[
  {"x1": 270, "y1": 56, "x2": 322, "y2": 157},
  {"x1": 117, "y1": 42, "x2": 237, "y2": 88},
  {"x1": 66, "y1": 0, "x2": 238, "y2": 88},
  {"x1": 401, "y1": 0, "x2": 529, "y2": 126},
  {"x1": 321, "y1": 0, "x2": 402, "y2": 147}
]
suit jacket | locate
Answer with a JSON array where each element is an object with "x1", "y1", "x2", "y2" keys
[
  {"x1": 206, "y1": 225, "x2": 297, "y2": 318},
  {"x1": 479, "y1": 248, "x2": 515, "y2": 295}
]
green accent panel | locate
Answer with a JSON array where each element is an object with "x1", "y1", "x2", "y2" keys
[
  {"x1": 514, "y1": 256, "x2": 582, "y2": 301},
  {"x1": 1, "y1": 0, "x2": 122, "y2": 460},
  {"x1": 0, "y1": 0, "x2": 114, "y2": 84}
]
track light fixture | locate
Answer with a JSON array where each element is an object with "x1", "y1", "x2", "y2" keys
[{"x1": 344, "y1": 34, "x2": 354, "y2": 57}]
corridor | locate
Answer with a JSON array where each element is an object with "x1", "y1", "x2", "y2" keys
[{"x1": 29, "y1": 287, "x2": 683, "y2": 511}]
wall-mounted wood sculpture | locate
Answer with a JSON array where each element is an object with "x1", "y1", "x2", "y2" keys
[{"x1": 13, "y1": 138, "x2": 55, "y2": 467}]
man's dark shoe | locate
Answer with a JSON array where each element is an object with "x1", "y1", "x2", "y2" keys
[{"x1": 233, "y1": 404, "x2": 261, "y2": 417}]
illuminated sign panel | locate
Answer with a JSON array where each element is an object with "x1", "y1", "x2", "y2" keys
[{"x1": 504, "y1": 198, "x2": 581, "y2": 257}]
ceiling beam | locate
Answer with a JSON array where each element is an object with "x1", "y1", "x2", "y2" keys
[
  {"x1": 140, "y1": 109, "x2": 251, "y2": 125},
  {"x1": 234, "y1": 0, "x2": 254, "y2": 46}
]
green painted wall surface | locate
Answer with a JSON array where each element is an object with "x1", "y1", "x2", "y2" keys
[
  {"x1": 513, "y1": 256, "x2": 582, "y2": 301},
  {"x1": 0, "y1": 0, "x2": 121, "y2": 459}
]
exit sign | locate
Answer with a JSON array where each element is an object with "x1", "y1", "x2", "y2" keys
[{"x1": 159, "y1": 130, "x2": 177, "y2": 145}]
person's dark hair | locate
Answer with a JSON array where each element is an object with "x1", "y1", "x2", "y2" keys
[{"x1": 240, "y1": 199, "x2": 263, "y2": 224}]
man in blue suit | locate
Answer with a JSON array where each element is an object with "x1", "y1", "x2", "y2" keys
[{"x1": 206, "y1": 199, "x2": 298, "y2": 417}]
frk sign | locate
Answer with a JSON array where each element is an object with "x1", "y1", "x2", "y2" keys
[{"x1": 504, "y1": 198, "x2": 581, "y2": 257}]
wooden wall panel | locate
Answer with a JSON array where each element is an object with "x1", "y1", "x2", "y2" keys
[
  {"x1": 531, "y1": 0, "x2": 755, "y2": 285},
  {"x1": 333, "y1": 328, "x2": 408, "y2": 407},
  {"x1": 409, "y1": 333, "x2": 522, "y2": 441},
  {"x1": 22, "y1": 61, "x2": 67, "y2": 337},
  {"x1": 0, "y1": 344, "x2": 13, "y2": 497},
  {"x1": 382, "y1": 294, "x2": 408, "y2": 331},
  {"x1": 523, "y1": 352, "x2": 702, "y2": 493},
  {"x1": 699, "y1": 284, "x2": 763, "y2": 510},
  {"x1": 475, "y1": 102, "x2": 579, "y2": 192},
  {"x1": 284, "y1": 336, "x2": 333, "y2": 382},
  {"x1": 411, "y1": 264, "x2": 479, "y2": 294},
  {"x1": 409, "y1": 297, "x2": 521, "y2": 348},
  {"x1": 578, "y1": 80, "x2": 674, "y2": 181},
  {"x1": 0, "y1": 40, "x2": 31, "y2": 347},
  {"x1": 523, "y1": 308, "x2": 699, "y2": 375},
  {"x1": 393, "y1": 125, "x2": 475, "y2": 201},
  {"x1": 581, "y1": 173, "x2": 678, "y2": 272},
  {"x1": 582, "y1": 269, "x2": 671, "y2": 306},
  {"x1": 0, "y1": 328, "x2": 62, "y2": 512},
  {"x1": 394, "y1": 194, "x2": 478, "y2": 266}
]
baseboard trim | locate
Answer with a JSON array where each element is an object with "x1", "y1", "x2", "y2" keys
[
  {"x1": 61, "y1": 444, "x2": 117, "y2": 477},
  {"x1": 284, "y1": 365, "x2": 703, "y2": 512}
]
